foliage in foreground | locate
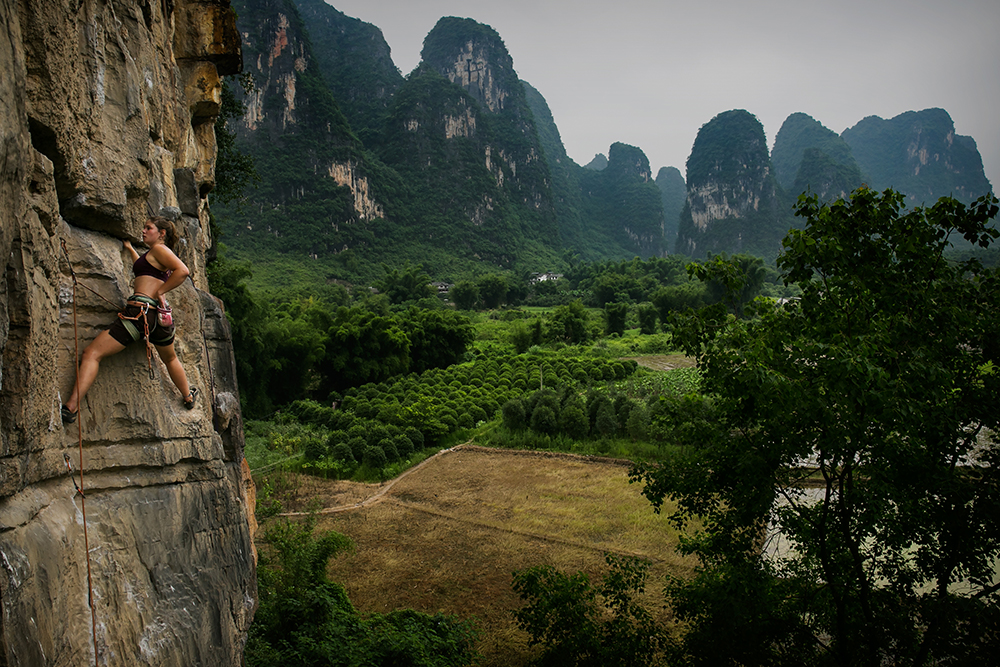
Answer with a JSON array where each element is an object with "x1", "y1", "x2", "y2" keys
[
  {"x1": 634, "y1": 188, "x2": 1000, "y2": 665},
  {"x1": 246, "y1": 515, "x2": 479, "y2": 667},
  {"x1": 512, "y1": 554, "x2": 666, "y2": 667}
]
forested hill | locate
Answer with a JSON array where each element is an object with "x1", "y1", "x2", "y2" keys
[
  {"x1": 216, "y1": 0, "x2": 673, "y2": 290},
  {"x1": 216, "y1": 1, "x2": 993, "y2": 285},
  {"x1": 676, "y1": 108, "x2": 993, "y2": 259},
  {"x1": 842, "y1": 108, "x2": 993, "y2": 207},
  {"x1": 675, "y1": 110, "x2": 788, "y2": 259}
]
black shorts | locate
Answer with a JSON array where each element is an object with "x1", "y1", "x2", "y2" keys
[{"x1": 107, "y1": 296, "x2": 176, "y2": 347}]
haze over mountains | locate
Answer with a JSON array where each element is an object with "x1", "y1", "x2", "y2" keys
[{"x1": 218, "y1": 0, "x2": 994, "y2": 282}]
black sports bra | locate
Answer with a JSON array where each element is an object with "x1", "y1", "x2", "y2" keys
[{"x1": 133, "y1": 252, "x2": 171, "y2": 281}]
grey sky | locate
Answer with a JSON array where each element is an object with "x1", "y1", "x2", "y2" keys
[{"x1": 327, "y1": 0, "x2": 999, "y2": 190}]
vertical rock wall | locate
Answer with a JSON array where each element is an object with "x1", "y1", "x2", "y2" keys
[{"x1": 0, "y1": 1, "x2": 255, "y2": 665}]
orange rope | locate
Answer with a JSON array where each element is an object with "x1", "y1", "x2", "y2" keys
[
  {"x1": 118, "y1": 300, "x2": 157, "y2": 380},
  {"x1": 61, "y1": 239, "x2": 99, "y2": 665}
]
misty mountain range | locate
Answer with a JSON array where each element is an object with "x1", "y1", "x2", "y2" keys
[{"x1": 217, "y1": 0, "x2": 993, "y2": 283}]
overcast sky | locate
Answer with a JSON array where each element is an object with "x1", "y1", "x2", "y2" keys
[{"x1": 327, "y1": 0, "x2": 999, "y2": 189}]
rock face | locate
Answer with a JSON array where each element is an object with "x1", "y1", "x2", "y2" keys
[
  {"x1": 842, "y1": 108, "x2": 993, "y2": 206},
  {"x1": 675, "y1": 109, "x2": 786, "y2": 259},
  {"x1": 771, "y1": 112, "x2": 863, "y2": 198},
  {"x1": 655, "y1": 166, "x2": 687, "y2": 250},
  {"x1": 223, "y1": 0, "x2": 384, "y2": 258},
  {"x1": 0, "y1": 2, "x2": 256, "y2": 666}
]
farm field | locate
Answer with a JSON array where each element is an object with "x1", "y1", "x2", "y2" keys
[{"x1": 273, "y1": 445, "x2": 694, "y2": 666}]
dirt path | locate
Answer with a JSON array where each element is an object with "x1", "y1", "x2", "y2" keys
[
  {"x1": 262, "y1": 446, "x2": 692, "y2": 667},
  {"x1": 624, "y1": 353, "x2": 696, "y2": 371},
  {"x1": 278, "y1": 444, "x2": 633, "y2": 517}
]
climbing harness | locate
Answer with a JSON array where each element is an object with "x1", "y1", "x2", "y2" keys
[
  {"x1": 58, "y1": 238, "x2": 100, "y2": 665},
  {"x1": 117, "y1": 294, "x2": 158, "y2": 381},
  {"x1": 59, "y1": 239, "x2": 159, "y2": 381}
]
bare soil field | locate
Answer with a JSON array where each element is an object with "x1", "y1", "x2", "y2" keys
[
  {"x1": 272, "y1": 445, "x2": 693, "y2": 666},
  {"x1": 624, "y1": 353, "x2": 697, "y2": 371}
]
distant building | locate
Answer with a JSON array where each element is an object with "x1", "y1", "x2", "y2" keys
[
  {"x1": 432, "y1": 281, "x2": 453, "y2": 294},
  {"x1": 529, "y1": 272, "x2": 563, "y2": 284}
]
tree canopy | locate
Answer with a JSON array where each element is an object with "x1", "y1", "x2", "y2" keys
[{"x1": 636, "y1": 188, "x2": 1000, "y2": 665}]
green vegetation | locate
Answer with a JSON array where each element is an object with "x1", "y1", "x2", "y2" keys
[
  {"x1": 633, "y1": 188, "x2": 1000, "y2": 665},
  {"x1": 247, "y1": 513, "x2": 478, "y2": 666},
  {"x1": 513, "y1": 555, "x2": 665, "y2": 666},
  {"x1": 235, "y1": 190, "x2": 1000, "y2": 666}
]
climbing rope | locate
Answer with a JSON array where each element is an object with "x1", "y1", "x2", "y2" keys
[
  {"x1": 193, "y1": 276, "x2": 218, "y2": 408},
  {"x1": 59, "y1": 238, "x2": 100, "y2": 665}
]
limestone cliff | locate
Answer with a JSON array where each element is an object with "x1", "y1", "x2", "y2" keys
[
  {"x1": 771, "y1": 112, "x2": 862, "y2": 196},
  {"x1": 655, "y1": 167, "x2": 686, "y2": 250},
  {"x1": 842, "y1": 108, "x2": 993, "y2": 206},
  {"x1": 675, "y1": 109, "x2": 787, "y2": 259},
  {"x1": 222, "y1": 0, "x2": 385, "y2": 258},
  {"x1": 0, "y1": 1, "x2": 255, "y2": 665}
]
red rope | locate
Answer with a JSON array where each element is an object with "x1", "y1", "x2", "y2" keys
[{"x1": 61, "y1": 239, "x2": 99, "y2": 665}]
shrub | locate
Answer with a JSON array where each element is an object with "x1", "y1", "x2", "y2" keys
[
  {"x1": 393, "y1": 434, "x2": 413, "y2": 459},
  {"x1": 512, "y1": 554, "x2": 664, "y2": 667},
  {"x1": 595, "y1": 402, "x2": 618, "y2": 436},
  {"x1": 559, "y1": 404, "x2": 590, "y2": 440},
  {"x1": 637, "y1": 302, "x2": 658, "y2": 335},
  {"x1": 347, "y1": 436, "x2": 367, "y2": 462},
  {"x1": 404, "y1": 426, "x2": 424, "y2": 451},
  {"x1": 325, "y1": 430, "x2": 347, "y2": 450},
  {"x1": 626, "y1": 404, "x2": 649, "y2": 441},
  {"x1": 366, "y1": 424, "x2": 390, "y2": 447},
  {"x1": 303, "y1": 436, "x2": 327, "y2": 461},
  {"x1": 380, "y1": 438, "x2": 400, "y2": 462},
  {"x1": 331, "y1": 442, "x2": 356, "y2": 465},
  {"x1": 362, "y1": 445, "x2": 387, "y2": 469},
  {"x1": 469, "y1": 404, "x2": 488, "y2": 424},
  {"x1": 502, "y1": 399, "x2": 526, "y2": 430},
  {"x1": 530, "y1": 404, "x2": 559, "y2": 435}
]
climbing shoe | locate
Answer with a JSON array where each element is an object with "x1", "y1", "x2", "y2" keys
[
  {"x1": 184, "y1": 387, "x2": 199, "y2": 410},
  {"x1": 61, "y1": 405, "x2": 78, "y2": 424}
]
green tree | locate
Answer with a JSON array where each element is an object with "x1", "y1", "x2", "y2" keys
[
  {"x1": 636, "y1": 303, "x2": 658, "y2": 335},
  {"x1": 634, "y1": 188, "x2": 1000, "y2": 665},
  {"x1": 548, "y1": 300, "x2": 592, "y2": 344},
  {"x1": 213, "y1": 76, "x2": 259, "y2": 206},
  {"x1": 559, "y1": 404, "x2": 590, "y2": 440},
  {"x1": 502, "y1": 398, "x2": 526, "y2": 430},
  {"x1": 321, "y1": 307, "x2": 411, "y2": 392},
  {"x1": 377, "y1": 261, "x2": 435, "y2": 304},
  {"x1": 509, "y1": 320, "x2": 533, "y2": 354},
  {"x1": 604, "y1": 302, "x2": 628, "y2": 336},
  {"x1": 449, "y1": 280, "x2": 479, "y2": 310},
  {"x1": 512, "y1": 554, "x2": 665, "y2": 667},
  {"x1": 206, "y1": 251, "x2": 270, "y2": 415},
  {"x1": 477, "y1": 273, "x2": 509, "y2": 309},
  {"x1": 688, "y1": 252, "x2": 767, "y2": 317},
  {"x1": 402, "y1": 308, "x2": 474, "y2": 374},
  {"x1": 247, "y1": 516, "x2": 478, "y2": 666}
]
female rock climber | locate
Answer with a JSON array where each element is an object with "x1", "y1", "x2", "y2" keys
[{"x1": 62, "y1": 216, "x2": 198, "y2": 424}]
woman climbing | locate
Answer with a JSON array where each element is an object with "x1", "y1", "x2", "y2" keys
[{"x1": 62, "y1": 216, "x2": 198, "y2": 424}]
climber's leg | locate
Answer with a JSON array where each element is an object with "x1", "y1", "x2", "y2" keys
[
  {"x1": 155, "y1": 342, "x2": 192, "y2": 404},
  {"x1": 65, "y1": 330, "x2": 126, "y2": 414}
]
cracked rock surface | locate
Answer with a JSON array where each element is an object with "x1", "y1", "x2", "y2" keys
[{"x1": 0, "y1": 2, "x2": 256, "y2": 665}]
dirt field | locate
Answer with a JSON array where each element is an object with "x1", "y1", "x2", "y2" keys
[
  {"x1": 625, "y1": 353, "x2": 697, "y2": 372},
  {"x1": 270, "y1": 445, "x2": 693, "y2": 666}
]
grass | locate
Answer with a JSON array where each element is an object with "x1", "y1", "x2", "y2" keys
[{"x1": 261, "y1": 446, "x2": 696, "y2": 667}]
